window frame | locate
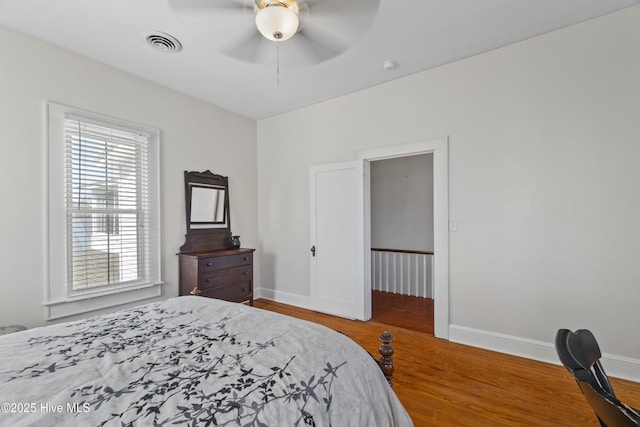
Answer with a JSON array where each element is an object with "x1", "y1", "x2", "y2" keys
[{"x1": 46, "y1": 102, "x2": 162, "y2": 320}]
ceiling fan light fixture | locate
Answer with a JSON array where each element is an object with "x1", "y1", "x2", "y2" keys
[{"x1": 255, "y1": 2, "x2": 299, "y2": 42}]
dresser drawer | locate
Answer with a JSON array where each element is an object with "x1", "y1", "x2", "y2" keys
[
  {"x1": 200, "y1": 265, "x2": 252, "y2": 290},
  {"x1": 200, "y1": 252, "x2": 253, "y2": 272},
  {"x1": 179, "y1": 248, "x2": 255, "y2": 305},
  {"x1": 200, "y1": 282, "x2": 252, "y2": 303}
]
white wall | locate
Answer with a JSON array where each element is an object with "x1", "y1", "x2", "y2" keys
[
  {"x1": 370, "y1": 154, "x2": 434, "y2": 251},
  {"x1": 0, "y1": 25, "x2": 258, "y2": 327},
  {"x1": 257, "y1": 5, "x2": 640, "y2": 369}
]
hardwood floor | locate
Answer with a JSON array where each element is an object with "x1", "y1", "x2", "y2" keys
[
  {"x1": 371, "y1": 291, "x2": 433, "y2": 334},
  {"x1": 253, "y1": 298, "x2": 640, "y2": 426}
]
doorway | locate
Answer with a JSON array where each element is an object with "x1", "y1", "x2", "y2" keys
[
  {"x1": 368, "y1": 153, "x2": 434, "y2": 334},
  {"x1": 356, "y1": 137, "x2": 449, "y2": 339}
]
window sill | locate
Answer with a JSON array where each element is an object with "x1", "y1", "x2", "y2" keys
[{"x1": 44, "y1": 282, "x2": 163, "y2": 320}]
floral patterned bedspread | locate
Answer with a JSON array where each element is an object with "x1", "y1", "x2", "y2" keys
[{"x1": 0, "y1": 297, "x2": 412, "y2": 426}]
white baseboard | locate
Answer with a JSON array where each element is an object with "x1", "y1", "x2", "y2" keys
[
  {"x1": 254, "y1": 287, "x2": 311, "y2": 310},
  {"x1": 449, "y1": 325, "x2": 640, "y2": 383}
]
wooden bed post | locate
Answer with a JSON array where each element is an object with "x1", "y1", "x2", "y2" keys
[{"x1": 378, "y1": 331, "x2": 394, "y2": 386}]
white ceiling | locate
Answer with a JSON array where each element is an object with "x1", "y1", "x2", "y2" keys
[{"x1": 1, "y1": 0, "x2": 638, "y2": 120}]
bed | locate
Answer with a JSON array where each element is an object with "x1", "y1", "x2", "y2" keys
[{"x1": 0, "y1": 296, "x2": 413, "y2": 426}]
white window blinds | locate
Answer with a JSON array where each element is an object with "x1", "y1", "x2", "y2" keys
[
  {"x1": 47, "y1": 102, "x2": 161, "y2": 319},
  {"x1": 64, "y1": 115, "x2": 152, "y2": 292}
]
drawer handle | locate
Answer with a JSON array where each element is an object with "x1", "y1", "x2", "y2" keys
[
  {"x1": 205, "y1": 278, "x2": 211, "y2": 283},
  {"x1": 206, "y1": 262, "x2": 213, "y2": 267},
  {"x1": 243, "y1": 257, "x2": 248, "y2": 261},
  {"x1": 243, "y1": 271, "x2": 247, "y2": 276}
]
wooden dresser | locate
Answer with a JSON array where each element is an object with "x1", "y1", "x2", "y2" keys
[{"x1": 178, "y1": 248, "x2": 255, "y2": 305}]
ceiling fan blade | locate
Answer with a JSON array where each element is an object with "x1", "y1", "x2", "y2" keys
[
  {"x1": 305, "y1": 0, "x2": 379, "y2": 18},
  {"x1": 167, "y1": 0, "x2": 253, "y2": 17},
  {"x1": 278, "y1": 27, "x2": 347, "y2": 67},
  {"x1": 264, "y1": 0, "x2": 380, "y2": 67},
  {"x1": 222, "y1": 27, "x2": 274, "y2": 65},
  {"x1": 301, "y1": 0, "x2": 380, "y2": 44}
]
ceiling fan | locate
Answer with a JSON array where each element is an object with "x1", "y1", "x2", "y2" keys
[{"x1": 167, "y1": 0, "x2": 380, "y2": 67}]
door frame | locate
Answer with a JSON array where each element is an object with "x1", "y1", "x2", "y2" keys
[{"x1": 356, "y1": 136, "x2": 449, "y2": 339}]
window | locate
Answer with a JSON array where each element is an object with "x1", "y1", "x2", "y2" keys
[{"x1": 47, "y1": 102, "x2": 162, "y2": 319}]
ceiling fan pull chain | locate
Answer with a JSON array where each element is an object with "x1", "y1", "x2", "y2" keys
[{"x1": 276, "y1": 45, "x2": 280, "y2": 87}]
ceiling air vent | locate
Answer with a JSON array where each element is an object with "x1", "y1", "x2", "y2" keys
[{"x1": 143, "y1": 31, "x2": 182, "y2": 53}]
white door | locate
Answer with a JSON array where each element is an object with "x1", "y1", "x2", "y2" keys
[{"x1": 309, "y1": 160, "x2": 371, "y2": 320}]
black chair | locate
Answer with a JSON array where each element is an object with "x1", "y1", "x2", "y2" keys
[{"x1": 555, "y1": 328, "x2": 640, "y2": 427}]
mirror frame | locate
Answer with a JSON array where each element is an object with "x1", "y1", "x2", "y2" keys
[{"x1": 180, "y1": 170, "x2": 232, "y2": 253}]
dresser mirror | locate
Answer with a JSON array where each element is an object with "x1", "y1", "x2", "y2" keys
[
  {"x1": 189, "y1": 185, "x2": 226, "y2": 227},
  {"x1": 180, "y1": 170, "x2": 232, "y2": 252}
]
